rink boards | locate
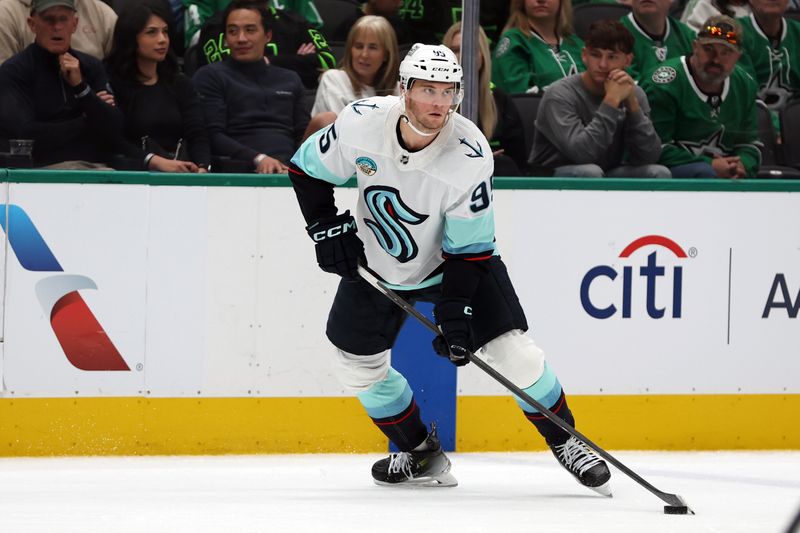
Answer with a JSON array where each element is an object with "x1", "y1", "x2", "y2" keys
[{"x1": 0, "y1": 171, "x2": 797, "y2": 456}]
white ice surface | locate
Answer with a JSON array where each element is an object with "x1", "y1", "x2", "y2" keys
[{"x1": 1, "y1": 451, "x2": 798, "y2": 533}]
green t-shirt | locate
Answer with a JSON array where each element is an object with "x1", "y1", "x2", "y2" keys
[
  {"x1": 737, "y1": 14, "x2": 800, "y2": 109},
  {"x1": 492, "y1": 27, "x2": 585, "y2": 94},
  {"x1": 621, "y1": 13, "x2": 695, "y2": 82},
  {"x1": 641, "y1": 56, "x2": 761, "y2": 177}
]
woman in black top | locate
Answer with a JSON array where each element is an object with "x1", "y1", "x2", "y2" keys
[{"x1": 106, "y1": 0, "x2": 211, "y2": 172}]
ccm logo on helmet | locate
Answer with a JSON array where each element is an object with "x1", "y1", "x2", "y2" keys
[{"x1": 312, "y1": 219, "x2": 357, "y2": 241}]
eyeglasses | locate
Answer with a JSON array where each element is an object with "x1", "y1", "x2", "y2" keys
[{"x1": 700, "y1": 24, "x2": 739, "y2": 46}]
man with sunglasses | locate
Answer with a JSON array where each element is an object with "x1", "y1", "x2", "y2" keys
[
  {"x1": 287, "y1": 43, "x2": 612, "y2": 493},
  {"x1": 642, "y1": 15, "x2": 760, "y2": 178}
]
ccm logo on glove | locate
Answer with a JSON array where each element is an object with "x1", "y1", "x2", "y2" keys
[
  {"x1": 306, "y1": 211, "x2": 366, "y2": 280},
  {"x1": 309, "y1": 218, "x2": 357, "y2": 241}
]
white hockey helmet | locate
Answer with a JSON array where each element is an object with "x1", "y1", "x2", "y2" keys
[{"x1": 399, "y1": 43, "x2": 464, "y2": 105}]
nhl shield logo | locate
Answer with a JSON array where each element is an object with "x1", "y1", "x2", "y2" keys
[
  {"x1": 356, "y1": 156, "x2": 377, "y2": 176},
  {"x1": 655, "y1": 46, "x2": 667, "y2": 62},
  {"x1": 652, "y1": 66, "x2": 677, "y2": 84}
]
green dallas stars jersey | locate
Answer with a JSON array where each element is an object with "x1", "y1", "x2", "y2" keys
[
  {"x1": 492, "y1": 28, "x2": 585, "y2": 94},
  {"x1": 620, "y1": 13, "x2": 696, "y2": 82},
  {"x1": 641, "y1": 56, "x2": 761, "y2": 177},
  {"x1": 737, "y1": 14, "x2": 800, "y2": 110}
]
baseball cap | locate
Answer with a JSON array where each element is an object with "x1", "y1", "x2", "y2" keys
[
  {"x1": 696, "y1": 15, "x2": 742, "y2": 51},
  {"x1": 30, "y1": 0, "x2": 76, "y2": 14}
]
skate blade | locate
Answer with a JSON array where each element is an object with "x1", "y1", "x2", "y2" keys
[
  {"x1": 374, "y1": 472, "x2": 458, "y2": 488},
  {"x1": 586, "y1": 480, "x2": 612, "y2": 497}
]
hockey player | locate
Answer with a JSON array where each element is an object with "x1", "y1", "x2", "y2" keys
[{"x1": 287, "y1": 43, "x2": 611, "y2": 494}]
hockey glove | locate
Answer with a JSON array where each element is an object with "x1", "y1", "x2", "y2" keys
[
  {"x1": 306, "y1": 211, "x2": 365, "y2": 280},
  {"x1": 432, "y1": 297, "x2": 474, "y2": 366}
]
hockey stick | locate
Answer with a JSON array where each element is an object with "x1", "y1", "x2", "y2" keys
[{"x1": 357, "y1": 264, "x2": 694, "y2": 515}]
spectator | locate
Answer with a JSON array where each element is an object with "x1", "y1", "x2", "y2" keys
[
  {"x1": 184, "y1": 0, "x2": 321, "y2": 47},
  {"x1": 312, "y1": 15, "x2": 399, "y2": 115},
  {"x1": 0, "y1": 0, "x2": 122, "y2": 168},
  {"x1": 529, "y1": 20, "x2": 669, "y2": 177},
  {"x1": 0, "y1": 0, "x2": 117, "y2": 64},
  {"x1": 642, "y1": 15, "x2": 760, "y2": 178},
  {"x1": 102, "y1": 0, "x2": 186, "y2": 56},
  {"x1": 493, "y1": 0, "x2": 585, "y2": 95},
  {"x1": 106, "y1": 0, "x2": 211, "y2": 172},
  {"x1": 681, "y1": 0, "x2": 750, "y2": 31},
  {"x1": 193, "y1": 1, "x2": 334, "y2": 88},
  {"x1": 328, "y1": 0, "x2": 415, "y2": 44},
  {"x1": 737, "y1": 0, "x2": 800, "y2": 111},
  {"x1": 193, "y1": 0, "x2": 309, "y2": 173},
  {"x1": 443, "y1": 21, "x2": 527, "y2": 176},
  {"x1": 621, "y1": 0, "x2": 695, "y2": 82}
]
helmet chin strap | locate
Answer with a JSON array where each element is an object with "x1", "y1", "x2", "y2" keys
[{"x1": 400, "y1": 114, "x2": 442, "y2": 137}]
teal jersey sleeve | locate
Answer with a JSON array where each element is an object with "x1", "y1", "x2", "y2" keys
[{"x1": 442, "y1": 175, "x2": 496, "y2": 258}]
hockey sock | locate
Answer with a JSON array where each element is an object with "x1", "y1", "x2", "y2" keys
[
  {"x1": 509, "y1": 362, "x2": 574, "y2": 446},
  {"x1": 371, "y1": 399, "x2": 428, "y2": 451},
  {"x1": 523, "y1": 389, "x2": 575, "y2": 446},
  {"x1": 356, "y1": 367, "x2": 428, "y2": 451}
]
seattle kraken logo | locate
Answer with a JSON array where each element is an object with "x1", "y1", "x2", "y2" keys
[{"x1": 363, "y1": 186, "x2": 428, "y2": 263}]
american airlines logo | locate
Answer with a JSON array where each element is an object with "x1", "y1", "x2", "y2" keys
[
  {"x1": 0, "y1": 204, "x2": 129, "y2": 371},
  {"x1": 580, "y1": 235, "x2": 689, "y2": 319}
]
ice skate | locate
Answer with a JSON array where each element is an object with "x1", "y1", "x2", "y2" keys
[
  {"x1": 372, "y1": 425, "x2": 457, "y2": 487},
  {"x1": 550, "y1": 435, "x2": 612, "y2": 496}
]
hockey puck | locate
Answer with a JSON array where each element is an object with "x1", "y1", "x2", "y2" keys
[{"x1": 664, "y1": 505, "x2": 689, "y2": 515}]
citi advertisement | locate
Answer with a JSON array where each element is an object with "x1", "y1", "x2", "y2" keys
[
  {"x1": 580, "y1": 234, "x2": 688, "y2": 320},
  {"x1": 461, "y1": 189, "x2": 800, "y2": 397}
]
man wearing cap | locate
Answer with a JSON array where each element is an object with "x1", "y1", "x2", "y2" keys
[
  {"x1": 641, "y1": 15, "x2": 760, "y2": 178},
  {"x1": 0, "y1": 0, "x2": 116, "y2": 64},
  {"x1": 0, "y1": 0, "x2": 123, "y2": 168}
]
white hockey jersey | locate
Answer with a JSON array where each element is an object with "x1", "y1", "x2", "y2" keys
[{"x1": 291, "y1": 95, "x2": 496, "y2": 288}]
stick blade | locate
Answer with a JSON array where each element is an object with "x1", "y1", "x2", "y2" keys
[{"x1": 662, "y1": 494, "x2": 695, "y2": 515}]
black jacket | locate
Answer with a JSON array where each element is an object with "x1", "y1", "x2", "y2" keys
[{"x1": 0, "y1": 43, "x2": 123, "y2": 166}]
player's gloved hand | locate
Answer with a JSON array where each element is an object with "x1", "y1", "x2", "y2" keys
[
  {"x1": 306, "y1": 211, "x2": 365, "y2": 280},
  {"x1": 432, "y1": 297, "x2": 474, "y2": 366}
]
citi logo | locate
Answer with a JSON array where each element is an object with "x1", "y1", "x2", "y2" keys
[
  {"x1": 580, "y1": 235, "x2": 688, "y2": 319},
  {"x1": 0, "y1": 204, "x2": 129, "y2": 371}
]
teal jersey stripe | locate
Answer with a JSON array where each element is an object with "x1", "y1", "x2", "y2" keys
[
  {"x1": 514, "y1": 362, "x2": 563, "y2": 413},
  {"x1": 290, "y1": 129, "x2": 354, "y2": 185},
  {"x1": 356, "y1": 367, "x2": 414, "y2": 419},
  {"x1": 443, "y1": 210, "x2": 495, "y2": 256}
]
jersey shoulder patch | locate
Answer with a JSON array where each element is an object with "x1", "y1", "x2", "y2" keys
[
  {"x1": 494, "y1": 35, "x2": 511, "y2": 58},
  {"x1": 651, "y1": 65, "x2": 678, "y2": 84}
]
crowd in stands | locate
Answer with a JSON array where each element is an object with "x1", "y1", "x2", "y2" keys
[{"x1": 0, "y1": 0, "x2": 797, "y2": 178}]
